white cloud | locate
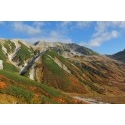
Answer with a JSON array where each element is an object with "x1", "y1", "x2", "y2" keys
[
  {"x1": 22, "y1": 30, "x2": 73, "y2": 43},
  {"x1": 95, "y1": 21, "x2": 110, "y2": 32},
  {"x1": 94, "y1": 21, "x2": 125, "y2": 36},
  {"x1": 84, "y1": 30, "x2": 119, "y2": 47},
  {"x1": 60, "y1": 21, "x2": 72, "y2": 27},
  {"x1": 60, "y1": 21, "x2": 93, "y2": 30},
  {"x1": 111, "y1": 21, "x2": 125, "y2": 28},
  {"x1": 0, "y1": 21, "x2": 4, "y2": 25},
  {"x1": 9, "y1": 21, "x2": 125, "y2": 46},
  {"x1": 76, "y1": 21, "x2": 93, "y2": 29},
  {"x1": 33, "y1": 21, "x2": 44, "y2": 28},
  {"x1": 23, "y1": 37, "x2": 73, "y2": 43},
  {"x1": 81, "y1": 21, "x2": 125, "y2": 48},
  {"x1": 13, "y1": 22, "x2": 42, "y2": 35},
  {"x1": 40, "y1": 37, "x2": 72, "y2": 43},
  {"x1": 42, "y1": 30, "x2": 73, "y2": 43},
  {"x1": 21, "y1": 38, "x2": 41, "y2": 43},
  {"x1": 50, "y1": 31, "x2": 60, "y2": 37},
  {"x1": 59, "y1": 21, "x2": 73, "y2": 32}
]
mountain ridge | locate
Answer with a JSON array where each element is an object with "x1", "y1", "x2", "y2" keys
[
  {"x1": 109, "y1": 49, "x2": 125, "y2": 63},
  {"x1": 1, "y1": 39, "x2": 125, "y2": 103}
]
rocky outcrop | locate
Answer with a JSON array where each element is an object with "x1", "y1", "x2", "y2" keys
[{"x1": 19, "y1": 50, "x2": 46, "y2": 76}]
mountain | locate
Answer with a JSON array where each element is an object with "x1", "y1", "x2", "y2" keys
[
  {"x1": 109, "y1": 49, "x2": 125, "y2": 63},
  {"x1": 1, "y1": 39, "x2": 125, "y2": 104}
]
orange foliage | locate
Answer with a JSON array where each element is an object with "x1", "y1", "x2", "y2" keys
[
  {"x1": 68, "y1": 75, "x2": 88, "y2": 94},
  {"x1": 0, "y1": 82, "x2": 7, "y2": 89}
]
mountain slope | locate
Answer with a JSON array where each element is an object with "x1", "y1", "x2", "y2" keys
[
  {"x1": 0, "y1": 70, "x2": 82, "y2": 104},
  {"x1": 1, "y1": 39, "x2": 125, "y2": 103},
  {"x1": 109, "y1": 49, "x2": 125, "y2": 63},
  {"x1": 35, "y1": 49, "x2": 88, "y2": 94}
]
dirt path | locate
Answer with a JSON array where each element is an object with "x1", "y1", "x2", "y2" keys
[{"x1": 73, "y1": 96, "x2": 105, "y2": 104}]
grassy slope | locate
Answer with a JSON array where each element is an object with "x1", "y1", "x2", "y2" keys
[
  {"x1": 42, "y1": 49, "x2": 88, "y2": 94},
  {"x1": 43, "y1": 49, "x2": 122, "y2": 96},
  {"x1": 0, "y1": 70, "x2": 80, "y2": 104},
  {"x1": 0, "y1": 44, "x2": 19, "y2": 72},
  {"x1": 14, "y1": 41, "x2": 34, "y2": 65},
  {"x1": 3, "y1": 40, "x2": 16, "y2": 53}
]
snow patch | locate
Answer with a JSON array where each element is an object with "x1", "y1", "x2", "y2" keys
[
  {"x1": 29, "y1": 65, "x2": 36, "y2": 80},
  {"x1": 11, "y1": 39, "x2": 34, "y2": 49},
  {"x1": 6, "y1": 40, "x2": 22, "y2": 67},
  {"x1": 2, "y1": 45, "x2": 7, "y2": 55},
  {"x1": 0, "y1": 60, "x2": 3, "y2": 70},
  {"x1": 11, "y1": 39, "x2": 21, "y2": 49}
]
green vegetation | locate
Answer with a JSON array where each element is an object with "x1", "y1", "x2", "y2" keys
[
  {"x1": 43, "y1": 55, "x2": 65, "y2": 76},
  {"x1": 15, "y1": 41, "x2": 33, "y2": 65},
  {"x1": 0, "y1": 70, "x2": 40, "y2": 86},
  {"x1": 84, "y1": 81, "x2": 105, "y2": 94},
  {"x1": 23, "y1": 70, "x2": 30, "y2": 78},
  {"x1": 39, "y1": 83, "x2": 63, "y2": 97},
  {"x1": 3, "y1": 62, "x2": 19, "y2": 72},
  {"x1": 44, "y1": 49, "x2": 73, "y2": 73},
  {"x1": 43, "y1": 50, "x2": 72, "y2": 90},
  {"x1": 66, "y1": 43, "x2": 99, "y2": 55},
  {"x1": 0, "y1": 44, "x2": 18, "y2": 72},
  {"x1": 6, "y1": 85, "x2": 34, "y2": 103},
  {"x1": 51, "y1": 47, "x2": 64, "y2": 55},
  {"x1": 74, "y1": 61, "x2": 106, "y2": 78},
  {"x1": 45, "y1": 50, "x2": 84, "y2": 79},
  {"x1": 0, "y1": 70, "x2": 65, "y2": 98},
  {"x1": 41, "y1": 95, "x2": 58, "y2": 104},
  {"x1": 3, "y1": 40, "x2": 16, "y2": 53},
  {"x1": 78, "y1": 47, "x2": 99, "y2": 55},
  {"x1": 81, "y1": 63, "x2": 106, "y2": 77},
  {"x1": 46, "y1": 49, "x2": 66, "y2": 63},
  {"x1": 0, "y1": 70, "x2": 72, "y2": 103},
  {"x1": 0, "y1": 44, "x2": 7, "y2": 61}
]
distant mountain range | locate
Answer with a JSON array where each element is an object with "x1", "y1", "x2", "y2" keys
[
  {"x1": 109, "y1": 49, "x2": 125, "y2": 63},
  {"x1": 0, "y1": 39, "x2": 125, "y2": 104}
]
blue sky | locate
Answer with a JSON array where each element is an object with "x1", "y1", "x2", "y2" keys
[{"x1": 0, "y1": 21, "x2": 125, "y2": 54}]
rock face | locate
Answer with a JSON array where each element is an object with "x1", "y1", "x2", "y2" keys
[{"x1": 0, "y1": 60, "x2": 3, "y2": 70}]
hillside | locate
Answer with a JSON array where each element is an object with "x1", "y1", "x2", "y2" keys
[
  {"x1": 109, "y1": 49, "x2": 125, "y2": 63},
  {"x1": 1, "y1": 39, "x2": 125, "y2": 103},
  {"x1": 0, "y1": 69, "x2": 83, "y2": 104}
]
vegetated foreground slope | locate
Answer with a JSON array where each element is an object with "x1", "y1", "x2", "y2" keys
[
  {"x1": 0, "y1": 70, "x2": 83, "y2": 104},
  {"x1": 1, "y1": 39, "x2": 125, "y2": 104}
]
